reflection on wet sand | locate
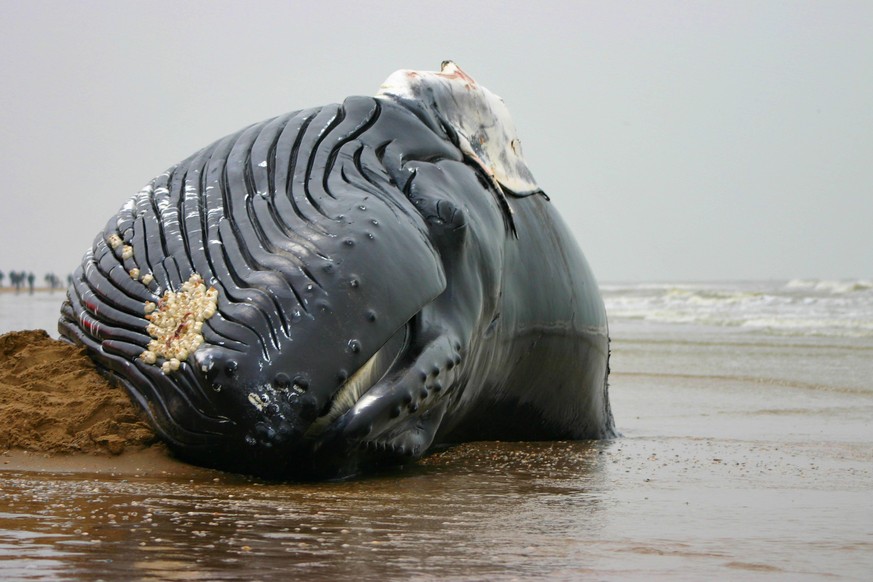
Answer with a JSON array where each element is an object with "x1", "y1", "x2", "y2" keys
[{"x1": 0, "y1": 442, "x2": 611, "y2": 580}]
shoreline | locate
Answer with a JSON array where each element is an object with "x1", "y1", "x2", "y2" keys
[
  {"x1": 0, "y1": 287, "x2": 64, "y2": 294},
  {"x1": 0, "y1": 445, "x2": 208, "y2": 478}
]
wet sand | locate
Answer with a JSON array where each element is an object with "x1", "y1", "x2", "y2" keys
[{"x1": 2, "y1": 318, "x2": 871, "y2": 580}]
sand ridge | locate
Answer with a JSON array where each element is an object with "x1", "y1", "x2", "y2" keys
[{"x1": 0, "y1": 330, "x2": 156, "y2": 455}]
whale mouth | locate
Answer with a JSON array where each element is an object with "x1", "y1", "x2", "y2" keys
[{"x1": 305, "y1": 322, "x2": 411, "y2": 437}]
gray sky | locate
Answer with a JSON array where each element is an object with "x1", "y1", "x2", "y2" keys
[{"x1": 1, "y1": 0, "x2": 871, "y2": 283}]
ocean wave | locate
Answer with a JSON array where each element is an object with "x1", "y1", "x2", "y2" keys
[
  {"x1": 785, "y1": 279, "x2": 873, "y2": 294},
  {"x1": 603, "y1": 280, "x2": 873, "y2": 338}
]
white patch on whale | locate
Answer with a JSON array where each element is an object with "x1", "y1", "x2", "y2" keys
[{"x1": 376, "y1": 61, "x2": 540, "y2": 196}]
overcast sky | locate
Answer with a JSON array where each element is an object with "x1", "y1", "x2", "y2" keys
[{"x1": 1, "y1": 1, "x2": 870, "y2": 283}]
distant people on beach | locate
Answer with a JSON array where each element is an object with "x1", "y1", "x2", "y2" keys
[{"x1": 0, "y1": 270, "x2": 69, "y2": 293}]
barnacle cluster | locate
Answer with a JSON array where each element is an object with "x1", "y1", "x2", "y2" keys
[
  {"x1": 140, "y1": 273, "x2": 219, "y2": 374},
  {"x1": 107, "y1": 233, "x2": 155, "y2": 286}
]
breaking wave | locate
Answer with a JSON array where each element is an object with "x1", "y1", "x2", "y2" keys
[
  {"x1": 601, "y1": 280, "x2": 873, "y2": 338},
  {"x1": 785, "y1": 279, "x2": 873, "y2": 294}
]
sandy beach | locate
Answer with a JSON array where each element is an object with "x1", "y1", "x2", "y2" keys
[
  {"x1": 1, "y1": 281, "x2": 871, "y2": 580},
  {"x1": 4, "y1": 1, "x2": 873, "y2": 578}
]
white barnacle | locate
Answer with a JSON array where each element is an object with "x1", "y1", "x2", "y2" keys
[
  {"x1": 201, "y1": 304, "x2": 216, "y2": 320},
  {"x1": 121, "y1": 245, "x2": 134, "y2": 260},
  {"x1": 161, "y1": 361, "x2": 172, "y2": 374},
  {"x1": 140, "y1": 350, "x2": 157, "y2": 365},
  {"x1": 248, "y1": 393, "x2": 265, "y2": 412},
  {"x1": 129, "y1": 268, "x2": 141, "y2": 280},
  {"x1": 141, "y1": 273, "x2": 154, "y2": 285},
  {"x1": 144, "y1": 301, "x2": 156, "y2": 314}
]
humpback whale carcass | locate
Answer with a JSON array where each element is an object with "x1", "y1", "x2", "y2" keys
[{"x1": 59, "y1": 62, "x2": 614, "y2": 479}]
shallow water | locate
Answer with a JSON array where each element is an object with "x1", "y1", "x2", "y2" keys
[
  {"x1": 1, "y1": 282, "x2": 872, "y2": 579},
  {"x1": 0, "y1": 291, "x2": 65, "y2": 338}
]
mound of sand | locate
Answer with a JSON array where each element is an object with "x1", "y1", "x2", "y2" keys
[{"x1": 0, "y1": 330, "x2": 156, "y2": 455}]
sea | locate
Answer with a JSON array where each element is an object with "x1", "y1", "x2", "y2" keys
[
  {"x1": 1, "y1": 280, "x2": 871, "y2": 580},
  {"x1": 604, "y1": 278, "x2": 873, "y2": 340},
  {"x1": 5, "y1": 279, "x2": 871, "y2": 342}
]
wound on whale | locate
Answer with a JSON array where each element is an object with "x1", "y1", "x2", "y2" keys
[{"x1": 59, "y1": 62, "x2": 615, "y2": 480}]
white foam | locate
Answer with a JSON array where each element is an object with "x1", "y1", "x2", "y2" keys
[
  {"x1": 604, "y1": 280, "x2": 873, "y2": 338},
  {"x1": 786, "y1": 279, "x2": 873, "y2": 294}
]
